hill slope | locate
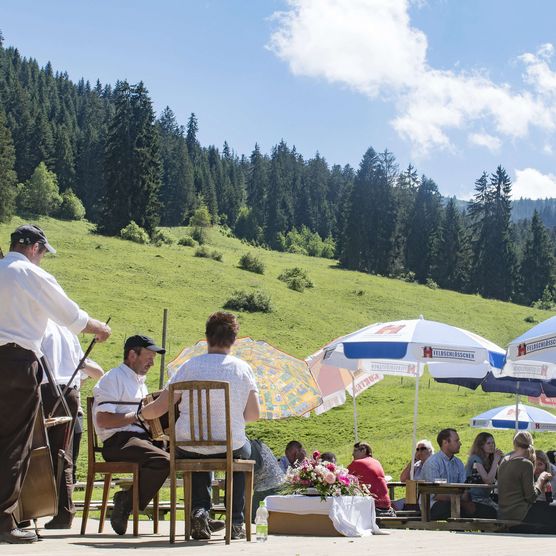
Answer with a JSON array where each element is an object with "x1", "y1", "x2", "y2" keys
[{"x1": 2, "y1": 217, "x2": 554, "y2": 478}]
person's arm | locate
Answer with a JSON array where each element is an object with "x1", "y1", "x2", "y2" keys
[
  {"x1": 141, "y1": 389, "x2": 175, "y2": 420},
  {"x1": 243, "y1": 389, "x2": 260, "y2": 422},
  {"x1": 81, "y1": 358, "x2": 104, "y2": 381},
  {"x1": 96, "y1": 410, "x2": 138, "y2": 429},
  {"x1": 400, "y1": 461, "x2": 413, "y2": 482},
  {"x1": 81, "y1": 318, "x2": 111, "y2": 342}
]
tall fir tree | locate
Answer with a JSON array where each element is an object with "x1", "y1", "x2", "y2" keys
[
  {"x1": 0, "y1": 107, "x2": 17, "y2": 222},
  {"x1": 100, "y1": 81, "x2": 161, "y2": 235}
]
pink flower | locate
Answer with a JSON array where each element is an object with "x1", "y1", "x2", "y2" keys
[
  {"x1": 312, "y1": 450, "x2": 321, "y2": 460},
  {"x1": 324, "y1": 472, "x2": 336, "y2": 485},
  {"x1": 325, "y1": 462, "x2": 336, "y2": 472},
  {"x1": 338, "y1": 475, "x2": 350, "y2": 486}
]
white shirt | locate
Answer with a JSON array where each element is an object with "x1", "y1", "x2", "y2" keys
[
  {"x1": 0, "y1": 252, "x2": 89, "y2": 356},
  {"x1": 41, "y1": 320, "x2": 85, "y2": 387},
  {"x1": 168, "y1": 353, "x2": 258, "y2": 454},
  {"x1": 93, "y1": 363, "x2": 148, "y2": 441}
]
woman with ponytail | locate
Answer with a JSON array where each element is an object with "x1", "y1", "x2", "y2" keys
[{"x1": 497, "y1": 431, "x2": 556, "y2": 533}]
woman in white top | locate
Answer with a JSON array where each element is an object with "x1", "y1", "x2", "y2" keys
[{"x1": 142, "y1": 311, "x2": 260, "y2": 540}]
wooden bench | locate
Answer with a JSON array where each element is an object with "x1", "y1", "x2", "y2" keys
[{"x1": 377, "y1": 516, "x2": 521, "y2": 532}]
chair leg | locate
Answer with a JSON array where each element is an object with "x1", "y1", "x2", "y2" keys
[
  {"x1": 153, "y1": 491, "x2": 159, "y2": 534},
  {"x1": 80, "y1": 471, "x2": 95, "y2": 535},
  {"x1": 170, "y1": 470, "x2": 177, "y2": 543},
  {"x1": 244, "y1": 470, "x2": 254, "y2": 542},
  {"x1": 132, "y1": 471, "x2": 139, "y2": 537},
  {"x1": 225, "y1": 474, "x2": 233, "y2": 545},
  {"x1": 184, "y1": 472, "x2": 192, "y2": 541},
  {"x1": 98, "y1": 473, "x2": 112, "y2": 533}
]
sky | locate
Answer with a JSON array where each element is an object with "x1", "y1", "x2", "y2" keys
[{"x1": 2, "y1": 0, "x2": 556, "y2": 200}]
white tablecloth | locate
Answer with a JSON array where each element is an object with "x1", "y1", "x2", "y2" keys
[{"x1": 266, "y1": 495, "x2": 384, "y2": 536}]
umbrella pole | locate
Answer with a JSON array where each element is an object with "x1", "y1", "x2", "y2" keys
[
  {"x1": 410, "y1": 367, "x2": 422, "y2": 480},
  {"x1": 352, "y1": 372, "x2": 359, "y2": 443},
  {"x1": 515, "y1": 384, "x2": 520, "y2": 433}
]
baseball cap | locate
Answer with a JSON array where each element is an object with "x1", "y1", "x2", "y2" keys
[
  {"x1": 124, "y1": 334, "x2": 166, "y2": 354},
  {"x1": 11, "y1": 224, "x2": 56, "y2": 254}
]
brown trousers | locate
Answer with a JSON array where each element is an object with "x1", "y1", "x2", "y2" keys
[
  {"x1": 102, "y1": 432, "x2": 169, "y2": 509},
  {"x1": 40, "y1": 383, "x2": 80, "y2": 521},
  {"x1": 0, "y1": 344, "x2": 40, "y2": 532}
]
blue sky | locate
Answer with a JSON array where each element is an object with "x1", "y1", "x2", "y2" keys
[{"x1": 2, "y1": 0, "x2": 556, "y2": 199}]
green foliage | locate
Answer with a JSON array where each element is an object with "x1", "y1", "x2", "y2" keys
[
  {"x1": 57, "y1": 189, "x2": 86, "y2": 220},
  {"x1": 224, "y1": 289, "x2": 273, "y2": 313},
  {"x1": 277, "y1": 226, "x2": 335, "y2": 259},
  {"x1": 120, "y1": 220, "x2": 150, "y2": 244},
  {"x1": 0, "y1": 108, "x2": 17, "y2": 222},
  {"x1": 190, "y1": 203, "x2": 212, "y2": 227},
  {"x1": 151, "y1": 228, "x2": 176, "y2": 246},
  {"x1": 178, "y1": 235, "x2": 196, "y2": 247},
  {"x1": 191, "y1": 226, "x2": 208, "y2": 245},
  {"x1": 194, "y1": 246, "x2": 222, "y2": 261},
  {"x1": 234, "y1": 206, "x2": 264, "y2": 243},
  {"x1": 425, "y1": 278, "x2": 439, "y2": 290},
  {"x1": 532, "y1": 286, "x2": 556, "y2": 311},
  {"x1": 17, "y1": 162, "x2": 62, "y2": 216},
  {"x1": 278, "y1": 267, "x2": 314, "y2": 292},
  {"x1": 238, "y1": 252, "x2": 265, "y2": 274}
]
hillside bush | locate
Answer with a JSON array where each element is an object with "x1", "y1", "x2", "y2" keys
[
  {"x1": 191, "y1": 226, "x2": 208, "y2": 245},
  {"x1": 426, "y1": 278, "x2": 439, "y2": 290},
  {"x1": 195, "y1": 246, "x2": 223, "y2": 262},
  {"x1": 238, "y1": 253, "x2": 265, "y2": 274},
  {"x1": 532, "y1": 286, "x2": 556, "y2": 311},
  {"x1": 278, "y1": 267, "x2": 314, "y2": 292},
  {"x1": 178, "y1": 235, "x2": 196, "y2": 247},
  {"x1": 151, "y1": 228, "x2": 175, "y2": 246},
  {"x1": 276, "y1": 226, "x2": 336, "y2": 259},
  {"x1": 120, "y1": 221, "x2": 150, "y2": 244},
  {"x1": 224, "y1": 290, "x2": 273, "y2": 313},
  {"x1": 190, "y1": 204, "x2": 211, "y2": 227},
  {"x1": 57, "y1": 189, "x2": 86, "y2": 220},
  {"x1": 17, "y1": 162, "x2": 62, "y2": 216}
]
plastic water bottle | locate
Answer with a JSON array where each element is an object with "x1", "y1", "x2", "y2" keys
[{"x1": 255, "y1": 500, "x2": 269, "y2": 542}]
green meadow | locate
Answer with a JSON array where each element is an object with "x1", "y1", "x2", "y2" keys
[{"x1": 2, "y1": 217, "x2": 555, "y2": 481}]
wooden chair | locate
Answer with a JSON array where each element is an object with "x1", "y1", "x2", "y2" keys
[
  {"x1": 168, "y1": 380, "x2": 255, "y2": 544},
  {"x1": 80, "y1": 397, "x2": 159, "y2": 536}
]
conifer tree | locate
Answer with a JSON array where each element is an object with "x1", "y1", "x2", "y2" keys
[
  {"x1": 246, "y1": 143, "x2": 267, "y2": 229},
  {"x1": 100, "y1": 81, "x2": 161, "y2": 235},
  {"x1": 518, "y1": 210, "x2": 555, "y2": 305},
  {"x1": 0, "y1": 108, "x2": 17, "y2": 222}
]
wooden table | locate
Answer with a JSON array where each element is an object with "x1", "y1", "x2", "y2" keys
[{"x1": 417, "y1": 482, "x2": 494, "y2": 522}]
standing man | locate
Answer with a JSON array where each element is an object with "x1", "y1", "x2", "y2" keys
[
  {"x1": 0, "y1": 224, "x2": 111, "y2": 544},
  {"x1": 41, "y1": 320, "x2": 104, "y2": 529},
  {"x1": 93, "y1": 335, "x2": 170, "y2": 536}
]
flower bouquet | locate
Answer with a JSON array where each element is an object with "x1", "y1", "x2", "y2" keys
[{"x1": 281, "y1": 451, "x2": 370, "y2": 500}]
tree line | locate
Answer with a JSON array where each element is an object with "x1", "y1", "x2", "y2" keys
[{"x1": 0, "y1": 34, "x2": 554, "y2": 307}]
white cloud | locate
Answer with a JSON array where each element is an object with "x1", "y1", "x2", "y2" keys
[
  {"x1": 468, "y1": 132, "x2": 502, "y2": 152},
  {"x1": 268, "y1": 0, "x2": 556, "y2": 156},
  {"x1": 513, "y1": 168, "x2": 556, "y2": 199}
]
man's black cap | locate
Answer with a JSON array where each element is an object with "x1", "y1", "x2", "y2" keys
[
  {"x1": 11, "y1": 224, "x2": 56, "y2": 254},
  {"x1": 124, "y1": 334, "x2": 166, "y2": 354}
]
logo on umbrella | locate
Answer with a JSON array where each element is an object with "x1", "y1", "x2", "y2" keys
[
  {"x1": 376, "y1": 324, "x2": 405, "y2": 335},
  {"x1": 423, "y1": 346, "x2": 433, "y2": 358},
  {"x1": 517, "y1": 343, "x2": 527, "y2": 356}
]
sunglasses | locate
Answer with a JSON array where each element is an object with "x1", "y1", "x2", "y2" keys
[{"x1": 415, "y1": 446, "x2": 428, "y2": 451}]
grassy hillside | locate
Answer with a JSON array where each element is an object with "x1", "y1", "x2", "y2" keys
[{"x1": 2, "y1": 217, "x2": 555, "y2": 480}]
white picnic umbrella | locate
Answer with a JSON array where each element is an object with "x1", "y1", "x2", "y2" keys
[
  {"x1": 322, "y1": 316, "x2": 505, "y2": 478},
  {"x1": 471, "y1": 403, "x2": 556, "y2": 432}
]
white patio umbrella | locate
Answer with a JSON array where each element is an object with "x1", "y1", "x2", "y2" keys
[
  {"x1": 471, "y1": 403, "x2": 556, "y2": 432},
  {"x1": 322, "y1": 316, "x2": 505, "y2": 478}
]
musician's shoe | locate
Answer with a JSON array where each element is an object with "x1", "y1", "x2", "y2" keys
[
  {"x1": 44, "y1": 515, "x2": 74, "y2": 529},
  {"x1": 16, "y1": 520, "x2": 31, "y2": 529},
  {"x1": 208, "y1": 517, "x2": 225, "y2": 533},
  {"x1": 110, "y1": 490, "x2": 132, "y2": 536},
  {"x1": 231, "y1": 524, "x2": 246, "y2": 540},
  {"x1": 190, "y1": 508, "x2": 211, "y2": 540},
  {"x1": 0, "y1": 528, "x2": 38, "y2": 544}
]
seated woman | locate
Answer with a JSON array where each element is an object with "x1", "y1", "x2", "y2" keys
[
  {"x1": 498, "y1": 431, "x2": 556, "y2": 534},
  {"x1": 534, "y1": 450, "x2": 556, "y2": 503},
  {"x1": 348, "y1": 442, "x2": 394, "y2": 516},
  {"x1": 465, "y1": 432, "x2": 503, "y2": 514},
  {"x1": 400, "y1": 439, "x2": 434, "y2": 482},
  {"x1": 320, "y1": 452, "x2": 337, "y2": 464}
]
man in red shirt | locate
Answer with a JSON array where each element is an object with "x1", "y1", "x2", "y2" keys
[{"x1": 348, "y1": 442, "x2": 393, "y2": 514}]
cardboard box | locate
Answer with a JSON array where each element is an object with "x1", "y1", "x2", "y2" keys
[{"x1": 269, "y1": 511, "x2": 343, "y2": 536}]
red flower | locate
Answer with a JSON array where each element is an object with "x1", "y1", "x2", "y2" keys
[{"x1": 312, "y1": 450, "x2": 321, "y2": 460}]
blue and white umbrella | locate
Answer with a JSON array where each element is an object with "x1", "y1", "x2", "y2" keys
[
  {"x1": 321, "y1": 316, "x2": 505, "y2": 475},
  {"x1": 471, "y1": 403, "x2": 556, "y2": 432}
]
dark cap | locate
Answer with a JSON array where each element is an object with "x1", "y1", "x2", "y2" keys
[
  {"x1": 124, "y1": 334, "x2": 166, "y2": 354},
  {"x1": 11, "y1": 224, "x2": 56, "y2": 254}
]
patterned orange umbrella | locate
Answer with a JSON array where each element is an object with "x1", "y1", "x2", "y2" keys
[{"x1": 167, "y1": 337, "x2": 322, "y2": 419}]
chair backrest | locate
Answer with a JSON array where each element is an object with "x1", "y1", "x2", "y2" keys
[
  {"x1": 168, "y1": 381, "x2": 232, "y2": 462},
  {"x1": 86, "y1": 396, "x2": 103, "y2": 464}
]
